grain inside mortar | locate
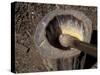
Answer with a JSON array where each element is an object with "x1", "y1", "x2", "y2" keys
[{"x1": 46, "y1": 15, "x2": 84, "y2": 49}]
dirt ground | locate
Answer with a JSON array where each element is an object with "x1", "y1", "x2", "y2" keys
[{"x1": 14, "y1": 2, "x2": 97, "y2": 73}]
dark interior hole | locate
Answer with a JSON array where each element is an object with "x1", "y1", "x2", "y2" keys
[
  {"x1": 45, "y1": 15, "x2": 83, "y2": 50},
  {"x1": 45, "y1": 15, "x2": 68, "y2": 50},
  {"x1": 84, "y1": 30, "x2": 97, "y2": 69}
]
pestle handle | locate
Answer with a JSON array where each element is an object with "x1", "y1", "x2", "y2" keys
[{"x1": 59, "y1": 34, "x2": 97, "y2": 57}]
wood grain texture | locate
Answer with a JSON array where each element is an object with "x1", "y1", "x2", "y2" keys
[{"x1": 14, "y1": 2, "x2": 97, "y2": 73}]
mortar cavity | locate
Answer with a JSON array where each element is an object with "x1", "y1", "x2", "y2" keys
[{"x1": 45, "y1": 15, "x2": 84, "y2": 50}]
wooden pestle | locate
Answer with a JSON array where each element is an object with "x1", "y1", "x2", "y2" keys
[{"x1": 59, "y1": 34, "x2": 97, "y2": 57}]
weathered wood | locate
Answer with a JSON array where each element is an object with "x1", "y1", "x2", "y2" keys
[
  {"x1": 34, "y1": 9, "x2": 92, "y2": 70},
  {"x1": 14, "y1": 2, "x2": 97, "y2": 72}
]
